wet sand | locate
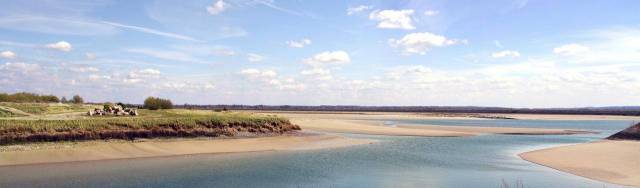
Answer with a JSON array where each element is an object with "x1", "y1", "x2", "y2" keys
[
  {"x1": 292, "y1": 119, "x2": 476, "y2": 137},
  {"x1": 520, "y1": 140, "x2": 640, "y2": 187},
  {"x1": 0, "y1": 134, "x2": 374, "y2": 166},
  {"x1": 281, "y1": 112, "x2": 592, "y2": 136}
]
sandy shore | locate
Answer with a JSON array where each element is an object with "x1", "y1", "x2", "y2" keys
[
  {"x1": 292, "y1": 119, "x2": 476, "y2": 137},
  {"x1": 520, "y1": 141, "x2": 640, "y2": 187},
  {"x1": 255, "y1": 111, "x2": 640, "y2": 121},
  {"x1": 0, "y1": 134, "x2": 374, "y2": 166},
  {"x1": 282, "y1": 112, "x2": 592, "y2": 136}
]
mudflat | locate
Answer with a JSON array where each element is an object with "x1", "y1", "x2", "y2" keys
[{"x1": 0, "y1": 134, "x2": 374, "y2": 166}]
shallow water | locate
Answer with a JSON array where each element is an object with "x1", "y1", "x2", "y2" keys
[{"x1": 0, "y1": 119, "x2": 634, "y2": 188}]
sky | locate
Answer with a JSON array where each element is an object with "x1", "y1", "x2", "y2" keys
[{"x1": 0, "y1": 0, "x2": 639, "y2": 107}]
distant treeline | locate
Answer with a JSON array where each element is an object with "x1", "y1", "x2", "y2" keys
[
  {"x1": 0, "y1": 92, "x2": 84, "y2": 104},
  {"x1": 0, "y1": 92, "x2": 59, "y2": 103},
  {"x1": 175, "y1": 104, "x2": 640, "y2": 116}
]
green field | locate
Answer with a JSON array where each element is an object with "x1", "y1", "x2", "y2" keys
[{"x1": 0, "y1": 103, "x2": 300, "y2": 145}]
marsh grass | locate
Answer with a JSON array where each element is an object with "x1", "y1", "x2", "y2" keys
[
  {"x1": 0, "y1": 108, "x2": 15, "y2": 117},
  {"x1": 0, "y1": 110, "x2": 299, "y2": 144},
  {"x1": 0, "y1": 102, "x2": 97, "y2": 115}
]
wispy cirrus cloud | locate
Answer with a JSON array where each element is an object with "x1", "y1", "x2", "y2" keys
[{"x1": 102, "y1": 21, "x2": 202, "y2": 42}]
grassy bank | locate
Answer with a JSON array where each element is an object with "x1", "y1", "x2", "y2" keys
[
  {"x1": 0, "y1": 108, "x2": 15, "y2": 117},
  {"x1": 0, "y1": 109, "x2": 300, "y2": 145},
  {"x1": 0, "y1": 102, "x2": 97, "y2": 115}
]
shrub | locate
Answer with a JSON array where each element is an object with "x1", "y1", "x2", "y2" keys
[
  {"x1": 71, "y1": 95, "x2": 84, "y2": 104},
  {"x1": 143, "y1": 97, "x2": 173, "y2": 110}
]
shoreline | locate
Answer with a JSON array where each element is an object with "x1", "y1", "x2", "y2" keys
[
  {"x1": 519, "y1": 140, "x2": 640, "y2": 187},
  {"x1": 0, "y1": 133, "x2": 375, "y2": 167}
]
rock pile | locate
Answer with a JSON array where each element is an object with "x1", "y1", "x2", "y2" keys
[{"x1": 88, "y1": 104, "x2": 138, "y2": 116}]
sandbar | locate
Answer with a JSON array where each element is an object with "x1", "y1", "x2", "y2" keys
[{"x1": 520, "y1": 140, "x2": 640, "y2": 187}]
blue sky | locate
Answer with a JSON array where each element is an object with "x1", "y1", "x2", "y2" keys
[{"x1": 1, "y1": 0, "x2": 639, "y2": 107}]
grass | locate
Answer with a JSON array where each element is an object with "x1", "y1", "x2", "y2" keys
[
  {"x1": 0, "y1": 109, "x2": 300, "y2": 144},
  {"x1": 0, "y1": 108, "x2": 15, "y2": 117},
  {"x1": 0, "y1": 102, "x2": 97, "y2": 115}
]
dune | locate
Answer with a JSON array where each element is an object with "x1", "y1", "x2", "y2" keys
[
  {"x1": 520, "y1": 140, "x2": 640, "y2": 187},
  {"x1": 0, "y1": 134, "x2": 374, "y2": 166}
]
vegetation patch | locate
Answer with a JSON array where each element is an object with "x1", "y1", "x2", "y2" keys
[
  {"x1": 0, "y1": 102, "x2": 96, "y2": 115},
  {"x1": 0, "y1": 111, "x2": 300, "y2": 145},
  {"x1": 0, "y1": 108, "x2": 15, "y2": 117}
]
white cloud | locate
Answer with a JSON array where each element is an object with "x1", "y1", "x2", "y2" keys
[
  {"x1": 69, "y1": 66, "x2": 99, "y2": 73},
  {"x1": 159, "y1": 81, "x2": 216, "y2": 91},
  {"x1": 240, "y1": 68, "x2": 277, "y2": 78},
  {"x1": 303, "y1": 51, "x2": 351, "y2": 66},
  {"x1": 206, "y1": 0, "x2": 228, "y2": 15},
  {"x1": 127, "y1": 68, "x2": 161, "y2": 82},
  {"x1": 247, "y1": 53, "x2": 265, "y2": 62},
  {"x1": 139, "y1": 68, "x2": 161, "y2": 75},
  {"x1": 286, "y1": 38, "x2": 312, "y2": 48},
  {"x1": 553, "y1": 43, "x2": 590, "y2": 56},
  {"x1": 424, "y1": 10, "x2": 439, "y2": 16},
  {"x1": 386, "y1": 65, "x2": 432, "y2": 80},
  {"x1": 347, "y1": 5, "x2": 373, "y2": 15},
  {"x1": 0, "y1": 51, "x2": 16, "y2": 59},
  {"x1": 300, "y1": 67, "x2": 333, "y2": 80},
  {"x1": 491, "y1": 50, "x2": 521, "y2": 58},
  {"x1": 46, "y1": 41, "x2": 72, "y2": 52},
  {"x1": 369, "y1": 9, "x2": 415, "y2": 30},
  {"x1": 0, "y1": 62, "x2": 41, "y2": 74},
  {"x1": 389, "y1": 32, "x2": 463, "y2": 55}
]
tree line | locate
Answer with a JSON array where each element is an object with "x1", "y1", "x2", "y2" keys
[{"x1": 0, "y1": 92, "x2": 83, "y2": 104}]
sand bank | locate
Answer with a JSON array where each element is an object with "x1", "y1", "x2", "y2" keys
[
  {"x1": 520, "y1": 141, "x2": 640, "y2": 187},
  {"x1": 0, "y1": 134, "x2": 374, "y2": 166},
  {"x1": 398, "y1": 124, "x2": 593, "y2": 135},
  {"x1": 286, "y1": 113, "x2": 591, "y2": 136},
  {"x1": 292, "y1": 119, "x2": 476, "y2": 137}
]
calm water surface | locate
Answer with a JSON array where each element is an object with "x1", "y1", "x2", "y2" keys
[{"x1": 0, "y1": 119, "x2": 634, "y2": 188}]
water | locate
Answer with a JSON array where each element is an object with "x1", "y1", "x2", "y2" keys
[{"x1": 0, "y1": 119, "x2": 634, "y2": 188}]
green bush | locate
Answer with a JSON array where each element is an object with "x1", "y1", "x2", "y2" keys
[
  {"x1": 71, "y1": 95, "x2": 84, "y2": 104},
  {"x1": 143, "y1": 97, "x2": 173, "y2": 110}
]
